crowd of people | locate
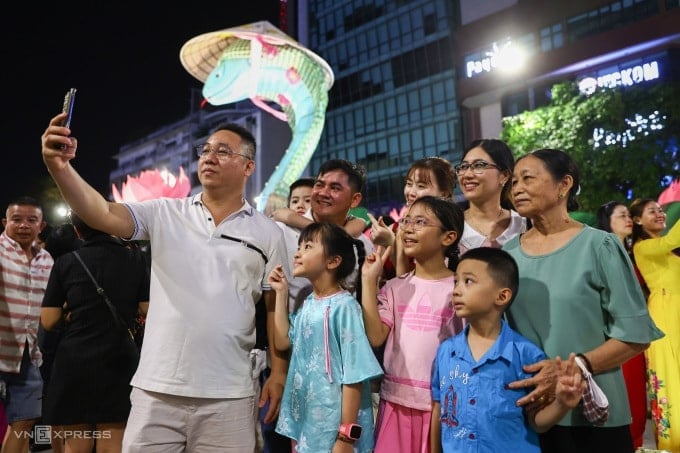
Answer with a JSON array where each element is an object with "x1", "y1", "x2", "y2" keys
[{"x1": 0, "y1": 108, "x2": 675, "y2": 453}]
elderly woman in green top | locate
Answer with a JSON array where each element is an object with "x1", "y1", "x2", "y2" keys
[{"x1": 502, "y1": 148, "x2": 663, "y2": 453}]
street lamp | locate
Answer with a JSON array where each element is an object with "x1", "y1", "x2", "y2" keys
[{"x1": 54, "y1": 204, "x2": 69, "y2": 219}]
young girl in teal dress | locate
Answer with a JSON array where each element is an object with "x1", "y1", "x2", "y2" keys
[{"x1": 269, "y1": 222, "x2": 384, "y2": 452}]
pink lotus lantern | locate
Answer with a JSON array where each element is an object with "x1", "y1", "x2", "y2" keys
[{"x1": 112, "y1": 167, "x2": 191, "y2": 202}]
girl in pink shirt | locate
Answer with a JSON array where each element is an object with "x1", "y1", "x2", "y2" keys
[{"x1": 361, "y1": 196, "x2": 465, "y2": 453}]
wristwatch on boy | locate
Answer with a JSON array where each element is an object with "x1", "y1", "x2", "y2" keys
[{"x1": 337, "y1": 423, "x2": 362, "y2": 442}]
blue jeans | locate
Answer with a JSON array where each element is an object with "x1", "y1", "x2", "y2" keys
[{"x1": 0, "y1": 348, "x2": 43, "y2": 424}]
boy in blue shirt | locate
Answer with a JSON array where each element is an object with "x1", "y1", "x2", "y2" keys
[{"x1": 431, "y1": 247, "x2": 585, "y2": 452}]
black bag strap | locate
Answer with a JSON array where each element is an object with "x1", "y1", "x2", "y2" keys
[
  {"x1": 220, "y1": 234, "x2": 268, "y2": 264},
  {"x1": 72, "y1": 250, "x2": 128, "y2": 329}
]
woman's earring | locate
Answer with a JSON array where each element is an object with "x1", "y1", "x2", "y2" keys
[{"x1": 558, "y1": 193, "x2": 565, "y2": 199}]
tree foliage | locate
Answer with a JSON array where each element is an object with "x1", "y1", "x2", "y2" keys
[
  {"x1": 500, "y1": 81, "x2": 680, "y2": 211},
  {"x1": 37, "y1": 176, "x2": 69, "y2": 226}
]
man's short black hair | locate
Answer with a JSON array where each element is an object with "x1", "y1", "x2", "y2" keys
[
  {"x1": 6, "y1": 196, "x2": 43, "y2": 212},
  {"x1": 213, "y1": 122, "x2": 256, "y2": 159},
  {"x1": 317, "y1": 159, "x2": 366, "y2": 194}
]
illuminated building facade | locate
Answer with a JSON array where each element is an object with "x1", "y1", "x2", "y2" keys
[
  {"x1": 110, "y1": 1, "x2": 679, "y2": 211},
  {"x1": 109, "y1": 1, "x2": 463, "y2": 212},
  {"x1": 304, "y1": 0, "x2": 463, "y2": 214},
  {"x1": 455, "y1": 0, "x2": 680, "y2": 142}
]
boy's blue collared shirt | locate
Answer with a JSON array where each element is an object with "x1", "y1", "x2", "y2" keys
[{"x1": 431, "y1": 320, "x2": 547, "y2": 452}]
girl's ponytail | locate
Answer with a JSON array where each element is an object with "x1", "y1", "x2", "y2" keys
[{"x1": 446, "y1": 246, "x2": 460, "y2": 272}]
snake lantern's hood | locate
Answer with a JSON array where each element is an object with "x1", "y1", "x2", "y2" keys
[{"x1": 179, "y1": 21, "x2": 335, "y2": 212}]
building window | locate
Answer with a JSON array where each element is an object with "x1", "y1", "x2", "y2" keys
[
  {"x1": 540, "y1": 23, "x2": 563, "y2": 52},
  {"x1": 344, "y1": 3, "x2": 384, "y2": 31},
  {"x1": 420, "y1": 85, "x2": 434, "y2": 119},
  {"x1": 364, "y1": 104, "x2": 375, "y2": 135},
  {"x1": 567, "y1": 0, "x2": 659, "y2": 42},
  {"x1": 408, "y1": 90, "x2": 421, "y2": 123},
  {"x1": 375, "y1": 100, "x2": 386, "y2": 130},
  {"x1": 389, "y1": 18, "x2": 402, "y2": 51},
  {"x1": 424, "y1": 13, "x2": 437, "y2": 35},
  {"x1": 354, "y1": 107, "x2": 365, "y2": 137},
  {"x1": 324, "y1": 13, "x2": 335, "y2": 41},
  {"x1": 344, "y1": 111, "x2": 355, "y2": 141},
  {"x1": 392, "y1": 38, "x2": 454, "y2": 87},
  {"x1": 397, "y1": 93, "x2": 409, "y2": 127},
  {"x1": 386, "y1": 97, "x2": 397, "y2": 129},
  {"x1": 338, "y1": 42, "x2": 349, "y2": 71},
  {"x1": 502, "y1": 91, "x2": 530, "y2": 117},
  {"x1": 432, "y1": 81, "x2": 447, "y2": 116}
]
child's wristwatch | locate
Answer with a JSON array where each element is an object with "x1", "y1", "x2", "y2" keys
[{"x1": 338, "y1": 423, "x2": 362, "y2": 442}]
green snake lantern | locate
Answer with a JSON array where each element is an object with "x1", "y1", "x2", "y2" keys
[{"x1": 180, "y1": 21, "x2": 334, "y2": 212}]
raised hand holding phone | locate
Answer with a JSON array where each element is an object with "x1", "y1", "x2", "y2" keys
[
  {"x1": 61, "y1": 88, "x2": 77, "y2": 128},
  {"x1": 59, "y1": 88, "x2": 76, "y2": 150}
]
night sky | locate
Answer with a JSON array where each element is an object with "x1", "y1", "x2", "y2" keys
[{"x1": 2, "y1": 2, "x2": 282, "y2": 223}]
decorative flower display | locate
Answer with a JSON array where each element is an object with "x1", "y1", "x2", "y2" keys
[
  {"x1": 647, "y1": 368, "x2": 672, "y2": 442},
  {"x1": 111, "y1": 167, "x2": 191, "y2": 202}
]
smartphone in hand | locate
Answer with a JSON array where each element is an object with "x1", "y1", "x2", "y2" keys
[{"x1": 61, "y1": 88, "x2": 77, "y2": 128}]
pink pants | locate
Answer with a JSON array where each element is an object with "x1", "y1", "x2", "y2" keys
[{"x1": 374, "y1": 399, "x2": 431, "y2": 453}]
